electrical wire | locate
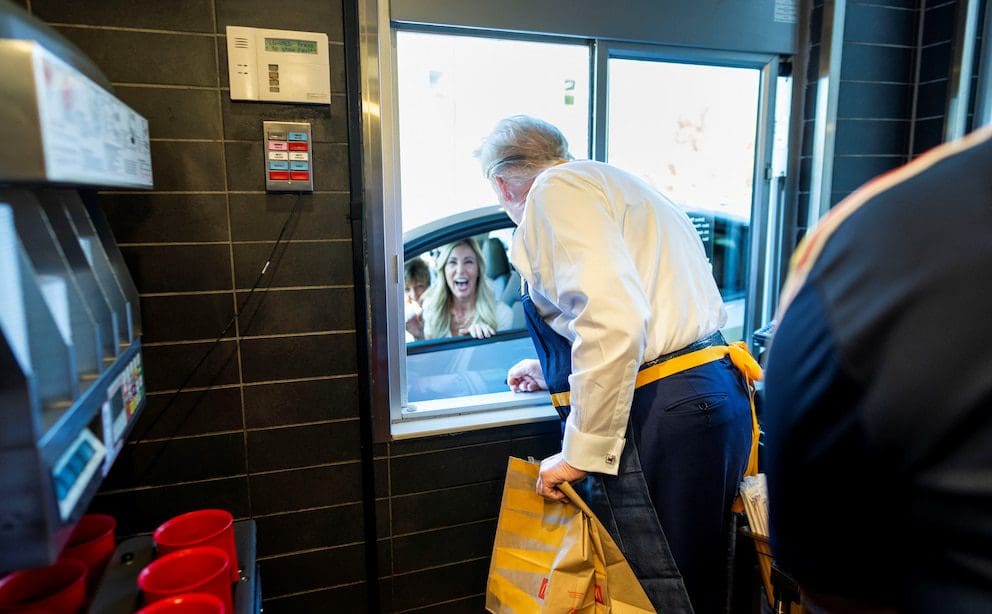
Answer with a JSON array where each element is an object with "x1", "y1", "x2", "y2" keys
[{"x1": 127, "y1": 194, "x2": 303, "y2": 478}]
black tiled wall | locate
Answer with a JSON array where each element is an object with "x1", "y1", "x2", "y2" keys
[
  {"x1": 796, "y1": 0, "x2": 823, "y2": 231},
  {"x1": 21, "y1": 0, "x2": 366, "y2": 610},
  {"x1": 24, "y1": 0, "x2": 564, "y2": 611},
  {"x1": 832, "y1": 0, "x2": 917, "y2": 205},
  {"x1": 911, "y1": 0, "x2": 976, "y2": 156},
  {"x1": 798, "y1": 0, "x2": 974, "y2": 222},
  {"x1": 376, "y1": 422, "x2": 562, "y2": 612}
]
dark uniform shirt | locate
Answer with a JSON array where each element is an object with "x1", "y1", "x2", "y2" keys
[{"x1": 763, "y1": 128, "x2": 992, "y2": 612}]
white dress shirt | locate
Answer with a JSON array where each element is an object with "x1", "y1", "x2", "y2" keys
[{"x1": 510, "y1": 161, "x2": 727, "y2": 475}]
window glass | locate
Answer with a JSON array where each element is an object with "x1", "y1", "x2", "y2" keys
[
  {"x1": 396, "y1": 32, "x2": 590, "y2": 411},
  {"x1": 606, "y1": 58, "x2": 761, "y2": 340},
  {"x1": 383, "y1": 29, "x2": 781, "y2": 427},
  {"x1": 403, "y1": 219, "x2": 530, "y2": 404},
  {"x1": 396, "y1": 31, "x2": 591, "y2": 232}
]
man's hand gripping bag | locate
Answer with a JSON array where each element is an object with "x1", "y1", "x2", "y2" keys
[{"x1": 486, "y1": 457, "x2": 656, "y2": 613}]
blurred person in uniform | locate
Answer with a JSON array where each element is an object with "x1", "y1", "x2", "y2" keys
[
  {"x1": 763, "y1": 126, "x2": 992, "y2": 612},
  {"x1": 476, "y1": 115, "x2": 762, "y2": 613}
]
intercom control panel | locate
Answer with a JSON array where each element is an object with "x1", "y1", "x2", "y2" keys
[
  {"x1": 264, "y1": 121, "x2": 313, "y2": 192},
  {"x1": 226, "y1": 26, "x2": 331, "y2": 104}
]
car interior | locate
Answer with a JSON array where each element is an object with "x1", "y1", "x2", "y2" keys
[{"x1": 480, "y1": 236, "x2": 525, "y2": 329}]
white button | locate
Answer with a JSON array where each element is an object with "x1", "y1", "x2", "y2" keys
[
  {"x1": 268, "y1": 151, "x2": 289, "y2": 161},
  {"x1": 289, "y1": 152, "x2": 309, "y2": 161}
]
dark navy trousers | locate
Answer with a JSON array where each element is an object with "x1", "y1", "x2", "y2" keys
[{"x1": 578, "y1": 355, "x2": 752, "y2": 614}]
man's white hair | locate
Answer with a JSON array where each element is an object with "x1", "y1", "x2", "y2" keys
[{"x1": 474, "y1": 115, "x2": 573, "y2": 182}]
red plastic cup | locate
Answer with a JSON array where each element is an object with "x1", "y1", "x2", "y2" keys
[
  {"x1": 60, "y1": 513, "x2": 117, "y2": 593},
  {"x1": 0, "y1": 559, "x2": 86, "y2": 613},
  {"x1": 138, "y1": 547, "x2": 233, "y2": 614},
  {"x1": 154, "y1": 509, "x2": 239, "y2": 582},
  {"x1": 136, "y1": 592, "x2": 226, "y2": 613}
]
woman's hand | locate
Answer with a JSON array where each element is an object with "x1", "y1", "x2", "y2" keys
[
  {"x1": 507, "y1": 359, "x2": 547, "y2": 392},
  {"x1": 459, "y1": 322, "x2": 496, "y2": 339}
]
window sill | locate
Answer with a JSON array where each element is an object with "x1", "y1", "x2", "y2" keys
[{"x1": 391, "y1": 399, "x2": 560, "y2": 439}]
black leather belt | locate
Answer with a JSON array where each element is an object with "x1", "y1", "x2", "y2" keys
[{"x1": 639, "y1": 331, "x2": 727, "y2": 371}]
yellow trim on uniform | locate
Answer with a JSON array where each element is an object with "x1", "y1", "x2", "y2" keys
[{"x1": 550, "y1": 342, "x2": 762, "y2": 478}]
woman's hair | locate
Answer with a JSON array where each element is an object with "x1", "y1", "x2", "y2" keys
[
  {"x1": 420, "y1": 238, "x2": 503, "y2": 339},
  {"x1": 474, "y1": 115, "x2": 573, "y2": 182}
]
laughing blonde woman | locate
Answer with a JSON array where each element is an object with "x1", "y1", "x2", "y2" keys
[{"x1": 406, "y1": 238, "x2": 512, "y2": 340}]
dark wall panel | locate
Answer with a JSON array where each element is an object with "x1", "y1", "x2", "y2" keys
[
  {"x1": 817, "y1": 0, "x2": 920, "y2": 211},
  {"x1": 912, "y1": 1, "x2": 961, "y2": 156},
  {"x1": 379, "y1": 423, "x2": 560, "y2": 608},
  {"x1": 391, "y1": 0, "x2": 797, "y2": 54},
  {"x1": 24, "y1": 1, "x2": 369, "y2": 610}
]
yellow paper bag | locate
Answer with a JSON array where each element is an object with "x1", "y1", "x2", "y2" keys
[{"x1": 486, "y1": 457, "x2": 656, "y2": 613}]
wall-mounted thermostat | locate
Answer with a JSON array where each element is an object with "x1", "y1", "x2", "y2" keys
[
  {"x1": 227, "y1": 26, "x2": 331, "y2": 104},
  {"x1": 264, "y1": 121, "x2": 314, "y2": 192}
]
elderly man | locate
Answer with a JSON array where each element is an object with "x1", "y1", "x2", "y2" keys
[{"x1": 476, "y1": 115, "x2": 760, "y2": 613}]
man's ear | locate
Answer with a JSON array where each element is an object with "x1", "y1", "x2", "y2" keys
[{"x1": 493, "y1": 176, "x2": 514, "y2": 202}]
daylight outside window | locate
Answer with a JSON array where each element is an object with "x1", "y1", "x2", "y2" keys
[
  {"x1": 396, "y1": 31, "x2": 590, "y2": 231},
  {"x1": 395, "y1": 31, "x2": 590, "y2": 414},
  {"x1": 606, "y1": 58, "x2": 761, "y2": 340}
]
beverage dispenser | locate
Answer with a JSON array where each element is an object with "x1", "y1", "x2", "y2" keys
[{"x1": 0, "y1": 1, "x2": 153, "y2": 572}]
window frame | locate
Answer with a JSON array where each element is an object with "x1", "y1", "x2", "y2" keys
[
  {"x1": 359, "y1": 5, "x2": 575, "y2": 440},
  {"x1": 359, "y1": 0, "x2": 791, "y2": 442},
  {"x1": 594, "y1": 42, "x2": 783, "y2": 347}
]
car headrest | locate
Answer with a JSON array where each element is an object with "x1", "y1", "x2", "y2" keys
[{"x1": 483, "y1": 238, "x2": 510, "y2": 279}]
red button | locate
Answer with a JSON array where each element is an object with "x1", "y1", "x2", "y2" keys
[
  {"x1": 290, "y1": 171, "x2": 310, "y2": 181},
  {"x1": 288, "y1": 142, "x2": 308, "y2": 151},
  {"x1": 269, "y1": 171, "x2": 290, "y2": 180}
]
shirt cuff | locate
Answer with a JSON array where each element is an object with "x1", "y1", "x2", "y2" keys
[{"x1": 562, "y1": 421, "x2": 626, "y2": 475}]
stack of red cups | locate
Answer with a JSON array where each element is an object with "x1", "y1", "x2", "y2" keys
[{"x1": 136, "y1": 509, "x2": 240, "y2": 614}]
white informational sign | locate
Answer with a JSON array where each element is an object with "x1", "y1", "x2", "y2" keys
[{"x1": 30, "y1": 44, "x2": 152, "y2": 188}]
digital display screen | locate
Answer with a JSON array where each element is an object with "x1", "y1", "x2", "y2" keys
[{"x1": 265, "y1": 38, "x2": 318, "y2": 54}]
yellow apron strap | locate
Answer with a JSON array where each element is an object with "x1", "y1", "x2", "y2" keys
[
  {"x1": 726, "y1": 342, "x2": 762, "y2": 478},
  {"x1": 636, "y1": 342, "x2": 761, "y2": 477},
  {"x1": 550, "y1": 391, "x2": 570, "y2": 409},
  {"x1": 557, "y1": 340, "x2": 763, "y2": 482},
  {"x1": 553, "y1": 345, "x2": 728, "y2": 410},
  {"x1": 634, "y1": 345, "x2": 729, "y2": 388}
]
